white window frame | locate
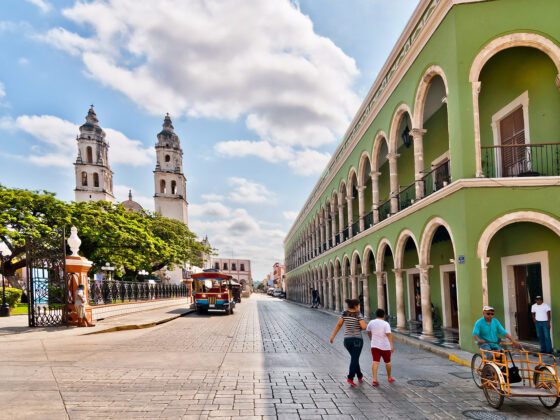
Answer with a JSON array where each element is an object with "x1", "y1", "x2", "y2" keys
[
  {"x1": 438, "y1": 264, "x2": 457, "y2": 329},
  {"x1": 491, "y1": 91, "x2": 530, "y2": 177}
]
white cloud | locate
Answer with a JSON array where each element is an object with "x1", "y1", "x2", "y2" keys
[
  {"x1": 227, "y1": 177, "x2": 274, "y2": 204},
  {"x1": 201, "y1": 193, "x2": 224, "y2": 202},
  {"x1": 0, "y1": 114, "x2": 153, "y2": 168},
  {"x1": 190, "y1": 202, "x2": 230, "y2": 218},
  {"x1": 0, "y1": 82, "x2": 7, "y2": 106},
  {"x1": 215, "y1": 140, "x2": 330, "y2": 176},
  {"x1": 39, "y1": 0, "x2": 360, "y2": 152},
  {"x1": 26, "y1": 0, "x2": 52, "y2": 13},
  {"x1": 18, "y1": 57, "x2": 30, "y2": 66},
  {"x1": 282, "y1": 211, "x2": 298, "y2": 221},
  {"x1": 114, "y1": 184, "x2": 154, "y2": 211}
]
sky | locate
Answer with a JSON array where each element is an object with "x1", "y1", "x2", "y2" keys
[{"x1": 0, "y1": 0, "x2": 420, "y2": 281}]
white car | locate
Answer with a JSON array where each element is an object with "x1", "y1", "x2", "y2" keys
[{"x1": 272, "y1": 288, "x2": 284, "y2": 298}]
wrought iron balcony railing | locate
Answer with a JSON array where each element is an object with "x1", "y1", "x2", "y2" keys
[
  {"x1": 364, "y1": 211, "x2": 374, "y2": 229},
  {"x1": 398, "y1": 182, "x2": 416, "y2": 211},
  {"x1": 342, "y1": 227, "x2": 349, "y2": 242},
  {"x1": 352, "y1": 220, "x2": 360, "y2": 236},
  {"x1": 423, "y1": 159, "x2": 451, "y2": 197},
  {"x1": 482, "y1": 143, "x2": 560, "y2": 178},
  {"x1": 378, "y1": 199, "x2": 391, "y2": 222}
]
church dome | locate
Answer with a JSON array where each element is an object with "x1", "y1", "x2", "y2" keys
[{"x1": 121, "y1": 190, "x2": 144, "y2": 213}]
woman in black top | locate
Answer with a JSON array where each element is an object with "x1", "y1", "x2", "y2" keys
[{"x1": 329, "y1": 298, "x2": 367, "y2": 387}]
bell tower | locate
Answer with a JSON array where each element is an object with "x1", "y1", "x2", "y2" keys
[
  {"x1": 153, "y1": 114, "x2": 188, "y2": 225},
  {"x1": 74, "y1": 106, "x2": 114, "y2": 203}
]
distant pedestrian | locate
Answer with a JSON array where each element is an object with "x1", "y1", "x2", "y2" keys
[
  {"x1": 532, "y1": 296, "x2": 553, "y2": 354},
  {"x1": 366, "y1": 308, "x2": 395, "y2": 387},
  {"x1": 311, "y1": 288, "x2": 319, "y2": 308},
  {"x1": 316, "y1": 293, "x2": 321, "y2": 308},
  {"x1": 75, "y1": 284, "x2": 95, "y2": 327},
  {"x1": 329, "y1": 298, "x2": 367, "y2": 387}
]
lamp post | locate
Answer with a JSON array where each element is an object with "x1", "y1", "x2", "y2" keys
[
  {"x1": 138, "y1": 270, "x2": 148, "y2": 282},
  {"x1": 0, "y1": 241, "x2": 13, "y2": 317},
  {"x1": 101, "y1": 262, "x2": 115, "y2": 282}
]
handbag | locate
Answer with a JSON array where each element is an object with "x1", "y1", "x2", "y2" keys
[{"x1": 501, "y1": 351, "x2": 522, "y2": 383}]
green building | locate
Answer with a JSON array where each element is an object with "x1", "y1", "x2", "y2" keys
[{"x1": 284, "y1": 0, "x2": 560, "y2": 353}]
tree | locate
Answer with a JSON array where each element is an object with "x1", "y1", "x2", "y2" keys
[{"x1": 0, "y1": 186, "x2": 211, "y2": 281}]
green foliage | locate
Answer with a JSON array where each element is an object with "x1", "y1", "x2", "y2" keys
[
  {"x1": 3, "y1": 287, "x2": 22, "y2": 308},
  {"x1": 0, "y1": 186, "x2": 211, "y2": 278}
]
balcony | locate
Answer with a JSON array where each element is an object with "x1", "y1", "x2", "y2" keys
[
  {"x1": 378, "y1": 199, "x2": 391, "y2": 222},
  {"x1": 342, "y1": 227, "x2": 349, "y2": 242},
  {"x1": 364, "y1": 211, "x2": 374, "y2": 229},
  {"x1": 398, "y1": 182, "x2": 416, "y2": 211},
  {"x1": 352, "y1": 220, "x2": 360, "y2": 236},
  {"x1": 423, "y1": 159, "x2": 450, "y2": 197},
  {"x1": 482, "y1": 143, "x2": 560, "y2": 178}
]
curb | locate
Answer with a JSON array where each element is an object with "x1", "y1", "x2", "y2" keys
[
  {"x1": 83, "y1": 309, "x2": 195, "y2": 335},
  {"x1": 285, "y1": 298, "x2": 473, "y2": 367}
]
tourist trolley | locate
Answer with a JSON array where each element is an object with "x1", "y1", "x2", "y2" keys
[
  {"x1": 471, "y1": 343, "x2": 560, "y2": 409},
  {"x1": 192, "y1": 270, "x2": 236, "y2": 315}
]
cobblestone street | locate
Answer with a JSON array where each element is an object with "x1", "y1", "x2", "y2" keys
[{"x1": 1, "y1": 294, "x2": 557, "y2": 419}]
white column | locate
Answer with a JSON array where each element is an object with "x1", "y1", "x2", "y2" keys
[
  {"x1": 351, "y1": 274, "x2": 358, "y2": 299},
  {"x1": 338, "y1": 204, "x2": 344, "y2": 238},
  {"x1": 481, "y1": 256, "x2": 490, "y2": 307},
  {"x1": 417, "y1": 264, "x2": 434, "y2": 336},
  {"x1": 371, "y1": 171, "x2": 380, "y2": 224},
  {"x1": 393, "y1": 269, "x2": 406, "y2": 330},
  {"x1": 324, "y1": 211, "x2": 330, "y2": 250},
  {"x1": 319, "y1": 215, "x2": 325, "y2": 253},
  {"x1": 357, "y1": 186, "x2": 365, "y2": 232},
  {"x1": 341, "y1": 273, "x2": 348, "y2": 305},
  {"x1": 388, "y1": 153, "x2": 399, "y2": 214},
  {"x1": 362, "y1": 274, "x2": 370, "y2": 319},
  {"x1": 375, "y1": 271, "x2": 385, "y2": 311},
  {"x1": 334, "y1": 276, "x2": 340, "y2": 312},
  {"x1": 346, "y1": 196, "x2": 353, "y2": 238},
  {"x1": 412, "y1": 128, "x2": 427, "y2": 200},
  {"x1": 472, "y1": 81, "x2": 484, "y2": 177},
  {"x1": 330, "y1": 202, "x2": 337, "y2": 245},
  {"x1": 328, "y1": 277, "x2": 333, "y2": 310}
]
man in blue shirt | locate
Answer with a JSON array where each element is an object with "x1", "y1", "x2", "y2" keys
[{"x1": 472, "y1": 305, "x2": 517, "y2": 352}]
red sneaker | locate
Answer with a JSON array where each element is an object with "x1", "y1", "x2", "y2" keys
[
  {"x1": 372, "y1": 380, "x2": 379, "y2": 387},
  {"x1": 388, "y1": 377, "x2": 396, "y2": 383},
  {"x1": 357, "y1": 376, "x2": 364, "y2": 384},
  {"x1": 346, "y1": 379, "x2": 357, "y2": 388}
]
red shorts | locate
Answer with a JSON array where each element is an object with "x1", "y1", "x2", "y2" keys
[{"x1": 371, "y1": 347, "x2": 391, "y2": 363}]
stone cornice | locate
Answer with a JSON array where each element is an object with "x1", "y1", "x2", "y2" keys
[
  {"x1": 286, "y1": 176, "x2": 560, "y2": 274},
  {"x1": 285, "y1": 0, "x2": 492, "y2": 245}
]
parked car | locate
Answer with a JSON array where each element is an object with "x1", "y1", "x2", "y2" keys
[
  {"x1": 267, "y1": 288, "x2": 274, "y2": 296},
  {"x1": 272, "y1": 288, "x2": 284, "y2": 298}
]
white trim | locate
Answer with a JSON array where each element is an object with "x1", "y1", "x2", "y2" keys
[
  {"x1": 439, "y1": 263, "x2": 456, "y2": 328},
  {"x1": 491, "y1": 91, "x2": 530, "y2": 177},
  {"x1": 406, "y1": 268, "x2": 420, "y2": 321},
  {"x1": 500, "y1": 251, "x2": 552, "y2": 345}
]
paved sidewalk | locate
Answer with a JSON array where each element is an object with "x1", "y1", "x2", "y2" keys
[{"x1": 0, "y1": 303, "x2": 193, "y2": 342}]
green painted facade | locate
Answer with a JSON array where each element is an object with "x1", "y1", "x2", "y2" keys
[{"x1": 284, "y1": 0, "x2": 560, "y2": 353}]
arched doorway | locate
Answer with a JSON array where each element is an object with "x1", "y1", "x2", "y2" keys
[
  {"x1": 362, "y1": 247, "x2": 376, "y2": 319},
  {"x1": 372, "y1": 133, "x2": 391, "y2": 222}
]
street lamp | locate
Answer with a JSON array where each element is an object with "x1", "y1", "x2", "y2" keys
[
  {"x1": 101, "y1": 262, "x2": 115, "y2": 282},
  {"x1": 138, "y1": 270, "x2": 149, "y2": 282},
  {"x1": 0, "y1": 241, "x2": 13, "y2": 317}
]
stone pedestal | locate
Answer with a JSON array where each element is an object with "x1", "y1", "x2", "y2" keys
[{"x1": 66, "y1": 255, "x2": 93, "y2": 325}]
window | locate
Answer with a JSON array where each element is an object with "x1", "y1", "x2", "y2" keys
[
  {"x1": 223, "y1": 263, "x2": 228, "y2": 270},
  {"x1": 93, "y1": 173, "x2": 99, "y2": 187},
  {"x1": 81, "y1": 172, "x2": 88, "y2": 186},
  {"x1": 171, "y1": 180, "x2": 177, "y2": 194},
  {"x1": 240, "y1": 264, "x2": 245, "y2": 271},
  {"x1": 232, "y1": 263, "x2": 237, "y2": 271},
  {"x1": 86, "y1": 146, "x2": 93, "y2": 163},
  {"x1": 214, "y1": 262, "x2": 219, "y2": 270},
  {"x1": 165, "y1": 154, "x2": 170, "y2": 162},
  {"x1": 160, "y1": 180, "x2": 166, "y2": 194}
]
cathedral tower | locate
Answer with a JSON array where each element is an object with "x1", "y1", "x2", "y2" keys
[
  {"x1": 153, "y1": 114, "x2": 188, "y2": 225},
  {"x1": 74, "y1": 106, "x2": 114, "y2": 203}
]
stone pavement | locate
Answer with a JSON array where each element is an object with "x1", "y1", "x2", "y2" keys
[{"x1": 0, "y1": 294, "x2": 556, "y2": 419}]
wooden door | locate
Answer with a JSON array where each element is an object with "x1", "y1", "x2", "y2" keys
[
  {"x1": 448, "y1": 272, "x2": 459, "y2": 329},
  {"x1": 514, "y1": 265, "x2": 531, "y2": 340},
  {"x1": 413, "y1": 274, "x2": 421, "y2": 321},
  {"x1": 499, "y1": 107, "x2": 526, "y2": 176}
]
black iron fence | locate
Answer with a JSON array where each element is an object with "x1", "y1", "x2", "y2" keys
[
  {"x1": 364, "y1": 211, "x2": 374, "y2": 229},
  {"x1": 423, "y1": 160, "x2": 451, "y2": 197},
  {"x1": 342, "y1": 227, "x2": 349, "y2": 242},
  {"x1": 481, "y1": 143, "x2": 560, "y2": 178},
  {"x1": 89, "y1": 281, "x2": 188, "y2": 305},
  {"x1": 398, "y1": 182, "x2": 416, "y2": 211},
  {"x1": 352, "y1": 220, "x2": 360, "y2": 236}
]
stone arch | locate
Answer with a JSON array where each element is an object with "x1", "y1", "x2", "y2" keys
[
  {"x1": 376, "y1": 238, "x2": 394, "y2": 271},
  {"x1": 394, "y1": 229, "x2": 420, "y2": 269},
  {"x1": 362, "y1": 245, "x2": 376, "y2": 274},
  {"x1": 477, "y1": 211, "x2": 560, "y2": 259},
  {"x1": 334, "y1": 257, "x2": 342, "y2": 277},
  {"x1": 413, "y1": 65, "x2": 450, "y2": 129},
  {"x1": 419, "y1": 217, "x2": 457, "y2": 266},
  {"x1": 358, "y1": 151, "x2": 372, "y2": 187},
  {"x1": 371, "y1": 130, "x2": 390, "y2": 172},
  {"x1": 388, "y1": 103, "x2": 414, "y2": 154},
  {"x1": 342, "y1": 254, "x2": 351, "y2": 276},
  {"x1": 351, "y1": 250, "x2": 362, "y2": 276},
  {"x1": 469, "y1": 32, "x2": 560, "y2": 177}
]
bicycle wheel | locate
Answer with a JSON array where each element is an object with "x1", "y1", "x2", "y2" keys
[
  {"x1": 534, "y1": 366, "x2": 560, "y2": 409},
  {"x1": 481, "y1": 364, "x2": 504, "y2": 409},
  {"x1": 471, "y1": 353, "x2": 483, "y2": 388}
]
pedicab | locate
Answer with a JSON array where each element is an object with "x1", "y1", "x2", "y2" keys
[
  {"x1": 471, "y1": 342, "x2": 560, "y2": 409},
  {"x1": 192, "y1": 270, "x2": 236, "y2": 315},
  {"x1": 231, "y1": 281, "x2": 242, "y2": 303}
]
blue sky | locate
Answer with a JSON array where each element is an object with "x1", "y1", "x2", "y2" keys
[{"x1": 0, "y1": 0, "x2": 419, "y2": 280}]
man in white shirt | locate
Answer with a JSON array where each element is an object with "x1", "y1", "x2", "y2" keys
[
  {"x1": 366, "y1": 308, "x2": 395, "y2": 387},
  {"x1": 531, "y1": 296, "x2": 552, "y2": 354}
]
